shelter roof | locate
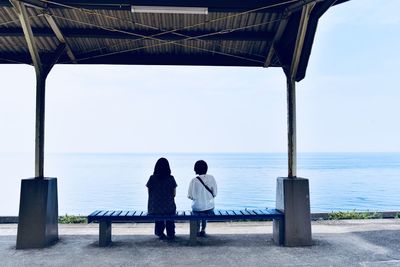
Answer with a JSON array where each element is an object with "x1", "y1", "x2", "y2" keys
[{"x1": 0, "y1": 0, "x2": 347, "y2": 81}]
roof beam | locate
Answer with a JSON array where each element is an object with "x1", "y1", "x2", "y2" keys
[
  {"x1": 263, "y1": 15, "x2": 288, "y2": 67},
  {"x1": 285, "y1": 0, "x2": 321, "y2": 14},
  {"x1": 0, "y1": 52, "x2": 268, "y2": 66},
  {"x1": 44, "y1": 14, "x2": 77, "y2": 63},
  {"x1": 289, "y1": 3, "x2": 314, "y2": 80},
  {"x1": 264, "y1": 0, "x2": 320, "y2": 68},
  {"x1": 10, "y1": 0, "x2": 43, "y2": 75},
  {"x1": 42, "y1": 42, "x2": 66, "y2": 76},
  {"x1": 0, "y1": 0, "x2": 293, "y2": 12},
  {"x1": 0, "y1": 27, "x2": 275, "y2": 41},
  {"x1": 1, "y1": 0, "x2": 349, "y2": 11}
]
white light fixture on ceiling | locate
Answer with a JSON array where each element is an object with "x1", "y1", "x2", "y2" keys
[{"x1": 131, "y1": 6, "x2": 208, "y2": 15}]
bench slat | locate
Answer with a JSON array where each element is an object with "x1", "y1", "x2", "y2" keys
[
  {"x1": 114, "y1": 211, "x2": 123, "y2": 216},
  {"x1": 262, "y1": 209, "x2": 272, "y2": 215},
  {"x1": 272, "y1": 209, "x2": 283, "y2": 215},
  {"x1": 88, "y1": 210, "x2": 101, "y2": 217},
  {"x1": 104, "y1": 211, "x2": 114, "y2": 217},
  {"x1": 233, "y1": 210, "x2": 245, "y2": 216},
  {"x1": 253, "y1": 210, "x2": 262, "y2": 215},
  {"x1": 121, "y1": 211, "x2": 129, "y2": 216},
  {"x1": 268, "y1": 209, "x2": 277, "y2": 215},
  {"x1": 257, "y1": 209, "x2": 268, "y2": 215},
  {"x1": 241, "y1": 210, "x2": 252, "y2": 216},
  {"x1": 263, "y1": 209, "x2": 272, "y2": 215},
  {"x1": 253, "y1": 209, "x2": 262, "y2": 215},
  {"x1": 96, "y1": 211, "x2": 108, "y2": 217},
  {"x1": 226, "y1": 210, "x2": 235, "y2": 216},
  {"x1": 265, "y1": 209, "x2": 276, "y2": 215},
  {"x1": 126, "y1": 211, "x2": 136, "y2": 216}
]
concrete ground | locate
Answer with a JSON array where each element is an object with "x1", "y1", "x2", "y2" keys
[{"x1": 1, "y1": 220, "x2": 399, "y2": 267}]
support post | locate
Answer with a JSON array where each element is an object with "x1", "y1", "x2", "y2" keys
[
  {"x1": 273, "y1": 4, "x2": 313, "y2": 246},
  {"x1": 12, "y1": 1, "x2": 66, "y2": 249},
  {"x1": 35, "y1": 73, "x2": 46, "y2": 178},
  {"x1": 287, "y1": 76, "x2": 296, "y2": 178},
  {"x1": 33, "y1": 43, "x2": 65, "y2": 178}
]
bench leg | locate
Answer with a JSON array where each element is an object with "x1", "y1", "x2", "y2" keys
[
  {"x1": 273, "y1": 218, "x2": 284, "y2": 246},
  {"x1": 189, "y1": 220, "x2": 198, "y2": 245},
  {"x1": 99, "y1": 221, "x2": 112, "y2": 247}
]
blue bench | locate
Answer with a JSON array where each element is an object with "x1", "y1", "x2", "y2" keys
[{"x1": 88, "y1": 209, "x2": 284, "y2": 247}]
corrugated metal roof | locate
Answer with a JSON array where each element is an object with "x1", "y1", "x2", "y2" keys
[{"x1": 0, "y1": 0, "x2": 348, "y2": 80}]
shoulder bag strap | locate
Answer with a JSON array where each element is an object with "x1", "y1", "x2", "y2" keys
[{"x1": 196, "y1": 176, "x2": 215, "y2": 198}]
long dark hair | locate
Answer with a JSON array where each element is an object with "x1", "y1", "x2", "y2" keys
[{"x1": 153, "y1": 157, "x2": 171, "y2": 176}]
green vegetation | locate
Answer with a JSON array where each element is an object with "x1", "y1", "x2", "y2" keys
[
  {"x1": 396, "y1": 213, "x2": 400, "y2": 219},
  {"x1": 328, "y1": 210, "x2": 382, "y2": 220},
  {"x1": 59, "y1": 214, "x2": 87, "y2": 224}
]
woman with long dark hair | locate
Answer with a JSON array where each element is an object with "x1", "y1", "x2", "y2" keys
[{"x1": 146, "y1": 158, "x2": 177, "y2": 240}]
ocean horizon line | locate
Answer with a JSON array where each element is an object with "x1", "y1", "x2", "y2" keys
[{"x1": 2, "y1": 151, "x2": 400, "y2": 156}]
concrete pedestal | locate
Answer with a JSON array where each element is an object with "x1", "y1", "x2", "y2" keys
[
  {"x1": 273, "y1": 177, "x2": 312, "y2": 246},
  {"x1": 16, "y1": 177, "x2": 58, "y2": 249}
]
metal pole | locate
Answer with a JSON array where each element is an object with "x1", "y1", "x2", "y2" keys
[
  {"x1": 287, "y1": 76, "x2": 296, "y2": 178},
  {"x1": 35, "y1": 73, "x2": 46, "y2": 178},
  {"x1": 11, "y1": 0, "x2": 46, "y2": 178},
  {"x1": 286, "y1": 4, "x2": 313, "y2": 178}
]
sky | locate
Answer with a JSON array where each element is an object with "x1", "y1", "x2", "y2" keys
[{"x1": 0, "y1": 0, "x2": 399, "y2": 154}]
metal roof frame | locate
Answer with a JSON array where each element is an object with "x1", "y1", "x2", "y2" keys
[{"x1": 0, "y1": 0, "x2": 348, "y2": 81}]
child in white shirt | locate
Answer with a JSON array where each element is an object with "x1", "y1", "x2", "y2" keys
[{"x1": 188, "y1": 160, "x2": 217, "y2": 237}]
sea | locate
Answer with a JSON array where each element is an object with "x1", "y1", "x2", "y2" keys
[{"x1": 1, "y1": 153, "x2": 399, "y2": 216}]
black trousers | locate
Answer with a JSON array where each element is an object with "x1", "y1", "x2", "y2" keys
[{"x1": 154, "y1": 220, "x2": 175, "y2": 237}]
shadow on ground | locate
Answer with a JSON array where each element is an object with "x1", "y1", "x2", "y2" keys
[
  {"x1": 88, "y1": 233, "x2": 275, "y2": 248},
  {"x1": 0, "y1": 230, "x2": 399, "y2": 266}
]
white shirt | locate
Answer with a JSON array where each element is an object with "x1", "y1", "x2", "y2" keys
[{"x1": 187, "y1": 174, "x2": 217, "y2": 211}]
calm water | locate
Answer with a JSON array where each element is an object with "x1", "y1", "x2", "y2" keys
[{"x1": 1, "y1": 153, "x2": 399, "y2": 215}]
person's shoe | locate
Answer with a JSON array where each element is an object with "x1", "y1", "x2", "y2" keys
[
  {"x1": 157, "y1": 233, "x2": 167, "y2": 240},
  {"x1": 197, "y1": 231, "x2": 206, "y2": 237}
]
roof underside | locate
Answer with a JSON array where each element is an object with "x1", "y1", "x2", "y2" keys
[{"x1": 0, "y1": 0, "x2": 347, "y2": 81}]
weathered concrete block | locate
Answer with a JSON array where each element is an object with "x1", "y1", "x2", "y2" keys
[
  {"x1": 273, "y1": 177, "x2": 312, "y2": 246},
  {"x1": 16, "y1": 178, "x2": 58, "y2": 249}
]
